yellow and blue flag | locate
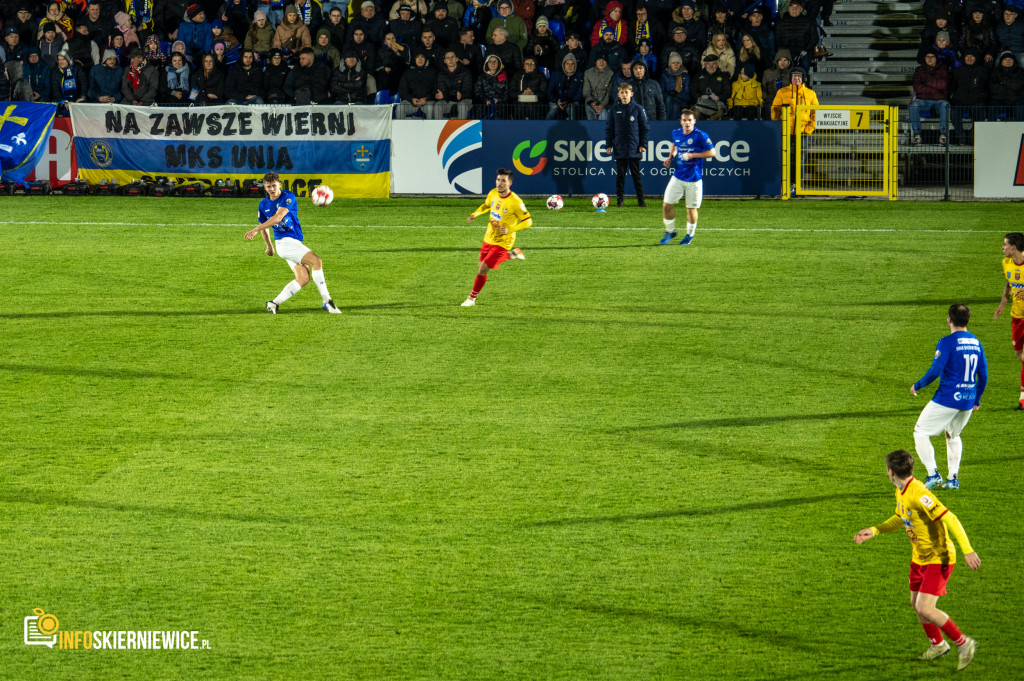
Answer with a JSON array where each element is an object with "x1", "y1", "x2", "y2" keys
[{"x1": 0, "y1": 102, "x2": 58, "y2": 183}]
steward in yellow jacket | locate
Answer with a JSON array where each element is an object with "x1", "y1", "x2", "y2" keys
[{"x1": 770, "y1": 68, "x2": 819, "y2": 135}]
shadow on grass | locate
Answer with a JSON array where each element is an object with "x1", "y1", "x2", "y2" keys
[
  {"x1": 617, "y1": 408, "x2": 920, "y2": 433},
  {"x1": 0, "y1": 302, "x2": 415, "y2": 319},
  {"x1": 526, "y1": 492, "x2": 873, "y2": 527},
  {"x1": 357, "y1": 244, "x2": 650, "y2": 253},
  {"x1": 0, "y1": 488, "x2": 296, "y2": 526}
]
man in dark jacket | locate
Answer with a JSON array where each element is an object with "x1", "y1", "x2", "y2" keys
[
  {"x1": 88, "y1": 48, "x2": 123, "y2": 102},
  {"x1": 989, "y1": 50, "x2": 1024, "y2": 119},
  {"x1": 676, "y1": 0, "x2": 707, "y2": 51},
  {"x1": 996, "y1": 7, "x2": 1024, "y2": 60},
  {"x1": 605, "y1": 82, "x2": 650, "y2": 207},
  {"x1": 79, "y1": 1, "x2": 114, "y2": 44},
  {"x1": 330, "y1": 50, "x2": 371, "y2": 103},
  {"x1": 226, "y1": 49, "x2": 267, "y2": 104},
  {"x1": 284, "y1": 46, "x2": 331, "y2": 103},
  {"x1": 691, "y1": 53, "x2": 729, "y2": 119},
  {"x1": 431, "y1": 49, "x2": 473, "y2": 118},
  {"x1": 546, "y1": 51, "x2": 584, "y2": 119},
  {"x1": 264, "y1": 49, "x2": 291, "y2": 103},
  {"x1": 660, "y1": 25, "x2": 700, "y2": 75},
  {"x1": 951, "y1": 47, "x2": 989, "y2": 142},
  {"x1": 774, "y1": 0, "x2": 818, "y2": 73},
  {"x1": 2, "y1": 27, "x2": 25, "y2": 64},
  {"x1": 389, "y1": 5, "x2": 423, "y2": 47},
  {"x1": 485, "y1": 26, "x2": 522, "y2": 75},
  {"x1": 396, "y1": 50, "x2": 436, "y2": 117},
  {"x1": 121, "y1": 49, "x2": 158, "y2": 104},
  {"x1": 23, "y1": 48, "x2": 54, "y2": 101},
  {"x1": 589, "y1": 25, "x2": 628, "y2": 71},
  {"x1": 629, "y1": 60, "x2": 664, "y2": 120},
  {"x1": 909, "y1": 49, "x2": 950, "y2": 145},
  {"x1": 424, "y1": 2, "x2": 459, "y2": 49},
  {"x1": 347, "y1": 1, "x2": 387, "y2": 45}
]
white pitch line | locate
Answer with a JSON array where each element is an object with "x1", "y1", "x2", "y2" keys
[{"x1": 0, "y1": 220, "x2": 1006, "y2": 234}]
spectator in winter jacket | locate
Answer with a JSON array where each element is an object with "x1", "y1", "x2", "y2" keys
[
  {"x1": 629, "y1": 60, "x2": 664, "y2": 120},
  {"x1": 284, "y1": 46, "x2": 331, "y2": 102},
  {"x1": 179, "y1": 5, "x2": 214, "y2": 59},
  {"x1": 554, "y1": 32, "x2": 587, "y2": 71},
  {"x1": 432, "y1": 49, "x2": 474, "y2": 118},
  {"x1": 706, "y1": 3, "x2": 739, "y2": 48},
  {"x1": 762, "y1": 48, "x2": 793, "y2": 117},
  {"x1": 546, "y1": 51, "x2": 583, "y2": 118},
  {"x1": 9, "y1": 6, "x2": 37, "y2": 47},
  {"x1": 659, "y1": 51, "x2": 690, "y2": 119},
  {"x1": 951, "y1": 48, "x2": 989, "y2": 142},
  {"x1": 264, "y1": 48, "x2": 292, "y2": 102},
  {"x1": 66, "y1": 23, "x2": 101, "y2": 71},
  {"x1": 397, "y1": 50, "x2": 437, "y2": 117},
  {"x1": 589, "y1": 25, "x2": 628, "y2": 71},
  {"x1": 454, "y1": 27, "x2": 484, "y2": 74},
  {"x1": 510, "y1": 55, "x2": 547, "y2": 118},
  {"x1": 728, "y1": 62, "x2": 761, "y2": 119},
  {"x1": 486, "y1": 26, "x2": 522, "y2": 74},
  {"x1": 909, "y1": 50, "x2": 950, "y2": 145},
  {"x1": 121, "y1": 48, "x2": 159, "y2": 104},
  {"x1": 39, "y1": 23, "x2": 66, "y2": 68},
  {"x1": 160, "y1": 50, "x2": 190, "y2": 103},
  {"x1": 525, "y1": 15, "x2": 559, "y2": 71},
  {"x1": 702, "y1": 31, "x2": 735, "y2": 78},
  {"x1": 919, "y1": 11, "x2": 958, "y2": 58},
  {"x1": 963, "y1": 9, "x2": 997, "y2": 63},
  {"x1": 605, "y1": 82, "x2": 649, "y2": 207},
  {"x1": 313, "y1": 28, "x2": 342, "y2": 68},
  {"x1": 672, "y1": 1, "x2": 707, "y2": 51},
  {"x1": 743, "y1": 6, "x2": 775, "y2": 59},
  {"x1": 377, "y1": 31, "x2": 410, "y2": 91},
  {"x1": 989, "y1": 50, "x2": 1024, "y2": 119},
  {"x1": 79, "y1": 1, "x2": 114, "y2": 44},
  {"x1": 291, "y1": 0, "x2": 324, "y2": 36},
  {"x1": 219, "y1": 0, "x2": 252, "y2": 41},
  {"x1": 583, "y1": 53, "x2": 614, "y2": 119},
  {"x1": 88, "y1": 48, "x2": 123, "y2": 101},
  {"x1": 3, "y1": 27, "x2": 26, "y2": 64},
  {"x1": 323, "y1": 8, "x2": 348, "y2": 50},
  {"x1": 330, "y1": 49, "x2": 372, "y2": 103},
  {"x1": 51, "y1": 50, "x2": 89, "y2": 102},
  {"x1": 691, "y1": 53, "x2": 729, "y2": 119},
  {"x1": 487, "y1": 0, "x2": 527, "y2": 50},
  {"x1": 996, "y1": 7, "x2": 1024, "y2": 64},
  {"x1": 275, "y1": 5, "x2": 314, "y2": 52},
  {"x1": 628, "y1": 5, "x2": 663, "y2": 57},
  {"x1": 390, "y1": 5, "x2": 423, "y2": 46},
  {"x1": 245, "y1": 11, "x2": 275, "y2": 55},
  {"x1": 226, "y1": 48, "x2": 267, "y2": 103},
  {"x1": 774, "y1": 0, "x2": 817, "y2": 73},
  {"x1": 736, "y1": 32, "x2": 768, "y2": 79},
  {"x1": 24, "y1": 49, "x2": 54, "y2": 101},
  {"x1": 347, "y1": 1, "x2": 387, "y2": 45},
  {"x1": 590, "y1": 0, "x2": 626, "y2": 48},
  {"x1": 771, "y1": 67, "x2": 818, "y2": 135},
  {"x1": 191, "y1": 52, "x2": 226, "y2": 104},
  {"x1": 661, "y1": 25, "x2": 700, "y2": 74},
  {"x1": 474, "y1": 53, "x2": 509, "y2": 118},
  {"x1": 415, "y1": 29, "x2": 445, "y2": 67},
  {"x1": 425, "y1": 2, "x2": 460, "y2": 48}
]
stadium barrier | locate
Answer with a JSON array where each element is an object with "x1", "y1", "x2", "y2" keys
[{"x1": 788, "y1": 105, "x2": 899, "y2": 200}]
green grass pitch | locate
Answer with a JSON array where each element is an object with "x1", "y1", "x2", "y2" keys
[{"x1": 1, "y1": 197, "x2": 1022, "y2": 680}]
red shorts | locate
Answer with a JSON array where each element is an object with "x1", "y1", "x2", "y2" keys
[
  {"x1": 1012, "y1": 317, "x2": 1024, "y2": 352},
  {"x1": 479, "y1": 243, "x2": 511, "y2": 270},
  {"x1": 909, "y1": 562, "x2": 954, "y2": 596}
]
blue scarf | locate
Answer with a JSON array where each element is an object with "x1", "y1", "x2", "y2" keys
[
  {"x1": 166, "y1": 63, "x2": 190, "y2": 90},
  {"x1": 126, "y1": 0, "x2": 153, "y2": 29},
  {"x1": 60, "y1": 66, "x2": 77, "y2": 97}
]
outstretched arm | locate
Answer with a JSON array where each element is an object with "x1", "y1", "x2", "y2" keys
[{"x1": 855, "y1": 515, "x2": 902, "y2": 543}]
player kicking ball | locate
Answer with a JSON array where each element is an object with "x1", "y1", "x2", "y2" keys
[
  {"x1": 660, "y1": 109, "x2": 715, "y2": 246},
  {"x1": 244, "y1": 172, "x2": 341, "y2": 314},
  {"x1": 855, "y1": 449, "x2": 980, "y2": 671},
  {"x1": 461, "y1": 168, "x2": 532, "y2": 307}
]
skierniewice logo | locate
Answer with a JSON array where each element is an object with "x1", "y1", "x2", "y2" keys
[{"x1": 23, "y1": 608, "x2": 210, "y2": 651}]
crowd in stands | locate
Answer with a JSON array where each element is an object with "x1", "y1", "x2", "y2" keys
[
  {"x1": 0, "y1": 0, "x2": 841, "y2": 120},
  {"x1": 913, "y1": 1, "x2": 1024, "y2": 143}
]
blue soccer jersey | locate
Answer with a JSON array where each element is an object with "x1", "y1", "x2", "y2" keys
[
  {"x1": 258, "y1": 190, "x2": 303, "y2": 241},
  {"x1": 913, "y1": 330, "x2": 988, "y2": 410},
  {"x1": 671, "y1": 127, "x2": 714, "y2": 182}
]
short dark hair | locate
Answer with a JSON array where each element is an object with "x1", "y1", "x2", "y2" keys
[
  {"x1": 263, "y1": 172, "x2": 280, "y2": 184},
  {"x1": 1005, "y1": 232, "x2": 1024, "y2": 252},
  {"x1": 297, "y1": 46, "x2": 314, "y2": 56},
  {"x1": 948, "y1": 303, "x2": 970, "y2": 327},
  {"x1": 496, "y1": 168, "x2": 513, "y2": 179},
  {"x1": 886, "y1": 450, "x2": 914, "y2": 479}
]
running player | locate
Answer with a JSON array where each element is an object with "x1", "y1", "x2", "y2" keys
[
  {"x1": 244, "y1": 172, "x2": 341, "y2": 314},
  {"x1": 461, "y1": 168, "x2": 532, "y2": 307},
  {"x1": 660, "y1": 109, "x2": 715, "y2": 246},
  {"x1": 911, "y1": 304, "x2": 987, "y2": 490},
  {"x1": 993, "y1": 232, "x2": 1024, "y2": 409},
  {"x1": 854, "y1": 449, "x2": 980, "y2": 671}
]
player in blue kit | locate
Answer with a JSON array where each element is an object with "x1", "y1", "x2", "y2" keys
[
  {"x1": 911, "y1": 304, "x2": 988, "y2": 490},
  {"x1": 244, "y1": 172, "x2": 341, "y2": 314},
  {"x1": 660, "y1": 109, "x2": 716, "y2": 246}
]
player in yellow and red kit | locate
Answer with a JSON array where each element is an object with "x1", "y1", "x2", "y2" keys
[
  {"x1": 461, "y1": 168, "x2": 532, "y2": 307},
  {"x1": 994, "y1": 232, "x2": 1024, "y2": 409},
  {"x1": 855, "y1": 450, "x2": 980, "y2": 671}
]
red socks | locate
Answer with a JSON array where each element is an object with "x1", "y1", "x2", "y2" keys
[
  {"x1": 940, "y1": 618, "x2": 967, "y2": 647},
  {"x1": 922, "y1": 623, "x2": 943, "y2": 646},
  {"x1": 470, "y1": 274, "x2": 487, "y2": 298}
]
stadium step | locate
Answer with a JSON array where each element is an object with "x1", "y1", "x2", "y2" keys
[
  {"x1": 814, "y1": 72, "x2": 912, "y2": 83},
  {"x1": 819, "y1": 48, "x2": 919, "y2": 59},
  {"x1": 833, "y1": 0, "x2": 925, "y2": 12},
  {"x1": 816, "y1": 61, "x2": 917, "y2": 74},
  {"x1": 821, "y1": 36, "x2": 918, "y2": 49},
  {"x1": 824, "y1": 25, "x2": 922, "y2": 37}
]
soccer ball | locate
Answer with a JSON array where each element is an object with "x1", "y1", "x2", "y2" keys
[
  {"x1": 546, "y1": 195, "x2": 564, "y2": 210},
  {"x1": 592, "y1": 193, "x2": 609, "y2": 210},
  {"x1": 310, "y1": 185, "x2": 334, "y2": 207}
]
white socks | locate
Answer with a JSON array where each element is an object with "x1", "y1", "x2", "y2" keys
[
  {"x1": 663, "y1": 218, "x2": 676, "y2": 233},
  {"x1": 273, "y1": 280, "x2": 302, "y2": 306},
  {"x1": 311, "y1": 268, "x2": 332, "y2": 303},
  {"x1": 686, "y1": 222, "x2": 697, "y2": 236},
  {"x1": 946, "y1": 435, "x2": 963, "y2": 478},
  {"x1": 914, "y1": 430, "x2": 939, "y2": 477}
]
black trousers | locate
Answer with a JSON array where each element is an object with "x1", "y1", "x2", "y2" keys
[{"x1": 615, "y1": 158, "x2": 644, "y2": 202}]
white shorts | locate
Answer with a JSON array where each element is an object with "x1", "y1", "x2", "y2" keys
[
  {"x1": 914, "y1": 400, "x2": 973, "y2": 438},
  {"x1": 663, "y1": 176, "x2": 703, "y2": 209},
  {"x1": 276, "y1": 237, "x2": 311, "y2": 270}
]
